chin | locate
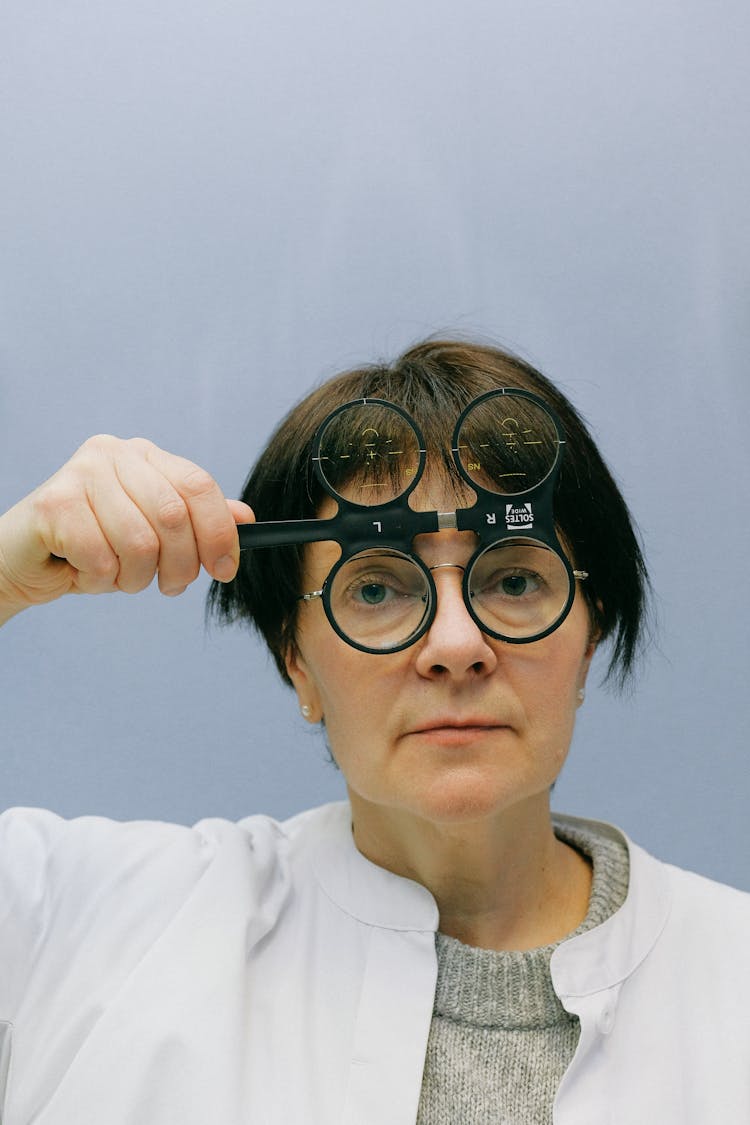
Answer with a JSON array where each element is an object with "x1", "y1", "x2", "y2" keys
[{"x1": 408, "y1": 769, "x2": 536, "y2": 825}]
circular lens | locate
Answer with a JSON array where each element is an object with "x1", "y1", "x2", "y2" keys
[
  {"x1": 454, "y1": 392, "x2": 560, "y2": 496},
  {"x1": 467, "y1": 540, "x2": 572, "y2": 640},
  {"x1": 328, "y1": 550, "x2": 432, "y2": 651},
  {"x1": 315, "y1": 401, "x2": 423, "y2": 506}
]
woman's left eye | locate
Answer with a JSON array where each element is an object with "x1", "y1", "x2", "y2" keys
[
  {"x1": 356, "y1": 582, "x2": 390, "y2": 605},
  {"x1": 487, "y1": 570, "x2": 543, "y2": 598}
]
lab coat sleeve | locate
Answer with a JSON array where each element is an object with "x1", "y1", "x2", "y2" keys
[
  {"x1": 0, "y1": 808, "x2": 224, "y2": 1017},
  {"x1": 0, "y1": 807, "x2": 293, "y2": 1124},
  {"x1": 0, "y1": 807, "x2": 228, "y2": 1114}
]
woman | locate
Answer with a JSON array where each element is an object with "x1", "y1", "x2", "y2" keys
[{"x1": 0, "y1": 340, "x2": 747, "y2": 1124}]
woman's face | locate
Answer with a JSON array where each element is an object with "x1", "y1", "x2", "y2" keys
[{"x1": 284, "y1": 485, "x2": 597, "y2": 828}]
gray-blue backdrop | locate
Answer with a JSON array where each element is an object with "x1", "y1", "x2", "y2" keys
[{"x1": 1, "y1": 0, "x2": 748, "y2": 889}]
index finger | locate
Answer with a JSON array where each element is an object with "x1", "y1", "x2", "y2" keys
[{"x1": 140, "y1": 442, "x2": 243, "y2": 582}]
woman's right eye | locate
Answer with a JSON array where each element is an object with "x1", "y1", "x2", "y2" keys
[
  {"x1": 356, "y1": 582, "x2": 389, "y2": 605},
  {"x1": 345, "y1": 568, "x2": 419, "y2": 608}
]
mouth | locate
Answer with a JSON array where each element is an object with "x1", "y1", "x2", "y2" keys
[{"x1": 406, "y1": 717, "x2": 512, "y2": 739}]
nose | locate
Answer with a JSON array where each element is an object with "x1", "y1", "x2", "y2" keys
[{"x1": 414, "y1": 564, "x2": 498, "y2": 680}]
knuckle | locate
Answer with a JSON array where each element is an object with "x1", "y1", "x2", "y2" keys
[
  {"x1": 127, "y1": 526, "x2": 160, "y2": 559},
  {"x1": 29, "y1": 482, "x2": 82, "y2": 542},
  {"x1": 66, "y1": 435, "x2": 122, "y2": 483},
  {"x1": 87, "y1": 553, "x2": 119, "y2": 582},
  {"x1": 124, "y1": 436, "x2": 157, "y2": 457},
  {"x1": 30, "y1": 482, "x2": 70, "y2": 524},
  {"x1": 180, "y1": 464, "x2": 216, "y2": 502},
  {"x1": 85, "y1": 432, "x2": 118, "y2": 449},
  {"x1": 156, "y1": 497, "x2": 190, "y2": 533},
  {"x1": 76, "y1": 433, "x2": 119, "y2": 460}
]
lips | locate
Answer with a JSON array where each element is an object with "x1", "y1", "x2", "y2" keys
[{"x1": 408, "y1": 717, "x2": 510, "y2": 734}]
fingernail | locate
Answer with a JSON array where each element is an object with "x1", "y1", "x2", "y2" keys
[
  {"x1": 214, "y1": 555, "x2": 236, "y2": 582},
  {"x1": 163, "y1": 585, "x2": 187, "y2": 597}
]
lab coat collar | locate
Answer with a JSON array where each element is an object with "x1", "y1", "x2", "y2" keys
[
  {"x1": 311, "y1": 803, "x2": 673, "y2": 996},
  {"x1": 550, "y1": 813, "x2": 672, "y2": 998},
  {"x1": 311, "y1": 802, "x2": 439, "y2": 931}
]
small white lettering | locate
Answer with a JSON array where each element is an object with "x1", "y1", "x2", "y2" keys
[{"x1": 505, "y1": 502, "x2": 534, "y2": 530}]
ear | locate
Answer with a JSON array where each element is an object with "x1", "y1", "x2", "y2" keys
[
  {"x1": 576, "y1": 629, "x2": 599, "y2": 702},
  {"x1": 584, "y1": 630, "x2": 599, "y2": 664},
  {"x1": 284, "y1": 644, "x2": 323, "y2": 723},
  {"x1": 580, "y1": 596, "x2": 603, "y2": 676}
]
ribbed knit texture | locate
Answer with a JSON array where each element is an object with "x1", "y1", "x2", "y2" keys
[{"x1": 416, "y1": 818, "x2": 630, "y2": 1125}]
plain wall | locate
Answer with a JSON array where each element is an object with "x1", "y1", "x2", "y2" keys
[{"x1": 1, "y1": 0, "x2": 748, "y2": 889}]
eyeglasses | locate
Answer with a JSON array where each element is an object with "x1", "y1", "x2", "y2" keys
[{"x1": 238, "y1": 389, "x2": 588, "y2": 653}]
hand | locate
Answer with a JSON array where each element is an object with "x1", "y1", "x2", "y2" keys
[{"x1": 0, "y1": 434, "x2": 254, "y2": 624}]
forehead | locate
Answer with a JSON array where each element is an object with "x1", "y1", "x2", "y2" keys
[
  {"x1": 317, "y1": 468, "x2": 474, "y2": 516},
  {"x1": 408, "y1": 470, "x2": 475, "y2": 512}
]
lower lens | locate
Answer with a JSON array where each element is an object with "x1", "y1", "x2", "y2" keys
[
  {"x1": 328, "y1": 550, "x2": 432, "y2": 651},
  {"x1": 467, "y1": 541, "x2": 572, "y2": 640}
]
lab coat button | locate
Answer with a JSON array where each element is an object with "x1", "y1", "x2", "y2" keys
[{"x1": 597, "y1": 1004, "x2": 615, "y2": 1035}]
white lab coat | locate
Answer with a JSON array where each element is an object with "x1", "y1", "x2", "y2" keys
[{"x1": 0, "y1": 801, "x2": 748, "y2": 1124}]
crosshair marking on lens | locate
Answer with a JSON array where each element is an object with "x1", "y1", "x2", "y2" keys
[
  {"x1": 455, "y1": 394, "x2": 560, "y2": 496},
  {"x1": 315, "y1": 402, "x2": 423, "y2": 505}
]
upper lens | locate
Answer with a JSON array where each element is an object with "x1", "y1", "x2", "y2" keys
[
  {"x1": 327, "y1": 550, "x2": 432, "y2": 651},
  {"x1": 467, "y1": 540, "x2": 572, "y2": 640},
  {"x1": 454, "y1": 392, "x2": 560, "y2": 496},
  {"x1": 315, "y1": 401, "x2": 423, "y2": 506}
]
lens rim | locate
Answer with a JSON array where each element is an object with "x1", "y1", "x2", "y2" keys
[
  {"x1": 312, "y1": 397, "x2": 427, "y2": 510},
  {"x1": 320, "y1": 548, "x2": 437, "y2": 654},
  {"x1": 312, "y1": 538, "x2": 577, "y2": 651},
  {"x1": 462, "y1": 536, "x2": 576, "y2": 644},
  {"x1": 451, "y1": 387, "x2": 565, "y2": 498}
]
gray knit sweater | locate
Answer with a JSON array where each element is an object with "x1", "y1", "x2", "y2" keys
[{"x1": 416, "y1": 818, "x2": 630, "y2": 1125}]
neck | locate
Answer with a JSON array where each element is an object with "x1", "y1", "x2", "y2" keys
[{"x1": 348, "y1": 791, "x2": 592, "y2": 951}]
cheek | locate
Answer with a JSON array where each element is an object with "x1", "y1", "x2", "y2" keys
[
  {"x1": 320, "y1": 662, "x2": 398, "y2": 729},
  {"x1": 297, "y1": 632, "x2": 388, "y2": 726},
  {"x1": 513, "y1": 628, "x2": 591, "y2": 733},
  {"x1": 304, "y1": 649, "x2": 411, "y2": 768}
]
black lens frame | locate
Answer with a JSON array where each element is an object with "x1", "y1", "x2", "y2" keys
[{"x1": 237, "y1": 390, "x2": 577, "y2": 653}]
